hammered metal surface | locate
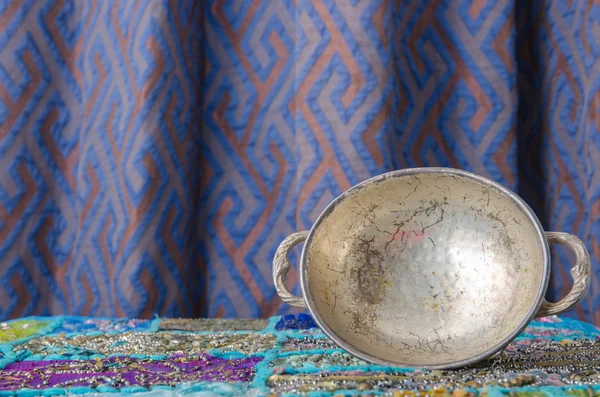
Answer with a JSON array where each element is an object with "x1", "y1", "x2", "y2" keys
[{"x1": 303, "y1": 170, "x2": 547, "y2": 368}]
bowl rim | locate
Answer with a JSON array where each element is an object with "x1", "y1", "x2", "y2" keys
[{"x1": 299, "y1": 167, "x2": 550, "y2": 369}]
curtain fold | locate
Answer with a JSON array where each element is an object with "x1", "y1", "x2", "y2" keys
[{"x1": 0, "y1": 0, "x2": 599, "y2": 323}]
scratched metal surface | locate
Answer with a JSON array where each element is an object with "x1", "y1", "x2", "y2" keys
[{"x1": 303, "y1": 169, "x2": 548, "y2": 368}]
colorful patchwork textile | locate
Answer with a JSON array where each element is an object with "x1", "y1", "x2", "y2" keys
[{"x1": 1, "y1": 315, "x2": 600, "y2": 396}]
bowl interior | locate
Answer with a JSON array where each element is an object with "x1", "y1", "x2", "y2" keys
[{"x1": 303, "y1": 170, "x2": 546, "y2": 367}]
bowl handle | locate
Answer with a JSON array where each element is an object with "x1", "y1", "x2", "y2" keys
[
  {"x1": 535, "y1": 232, "x2": 591, "y2": 318},
  {"x1": 273, "y1": 231, "x2": 309, "y2": 308}
]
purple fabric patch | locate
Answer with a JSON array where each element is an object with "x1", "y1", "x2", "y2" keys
[{"x1": 0, "y1": 355, "x2": 262, "y2": 390}]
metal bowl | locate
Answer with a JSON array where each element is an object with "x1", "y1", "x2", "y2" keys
[{"x1": 274, "y1": 168, "x2": 590, "y2": 369}]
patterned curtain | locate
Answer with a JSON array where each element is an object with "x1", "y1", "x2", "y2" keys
[{"x1": 0, "y1": 0, "x2": 599, "y2": 323}]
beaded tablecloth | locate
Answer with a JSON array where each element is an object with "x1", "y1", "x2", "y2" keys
[{"x1": 0, "y1": 315, "x2": 599, "y2": 396}]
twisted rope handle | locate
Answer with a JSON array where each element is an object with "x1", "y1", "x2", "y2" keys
[
  {"x1": 536, "y1": 232, "x2": 591, "y2": 317},
  {"x1": 273, "y1": 231, "x2": 309, "y2": 308}
]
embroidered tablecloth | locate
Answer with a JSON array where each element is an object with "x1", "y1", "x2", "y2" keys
[{"x1": 0, "y1": 315, "x2": 599, "y2": 396}]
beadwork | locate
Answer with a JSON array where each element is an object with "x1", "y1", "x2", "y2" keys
[
  {"x1": 17, "y1": 331, "x2": 277, "y2": 357},
  {"x1": 159, "y1": 318, "x2": 268, "y2": 332},
  {"x1": 0, "y1": 315, "x2": 599, "y2": 396},
  {"x1": 54, "y1": 318, "x2": 153, "y2": 334},
  {"x1": 0, "y1": 355, "x2": 261, "y2": 389}
]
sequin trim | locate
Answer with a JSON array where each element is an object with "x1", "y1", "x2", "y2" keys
[
  {"x1": 159, "y1": 318, "x2": 268, "y2": 332},
  {"x1": 16, "y1": 332, "x2": 277, "y2": 358},
  {"x1": 0, "y1": 355, "x2": 261, "y2": 390},
  {"x1": 0, "y1": 315, "x2": 598, "y2": 397}
]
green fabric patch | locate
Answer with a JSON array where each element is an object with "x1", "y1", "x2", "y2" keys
[{"x1": 0, "y1": 320, "x2": 49, "y2": 343}]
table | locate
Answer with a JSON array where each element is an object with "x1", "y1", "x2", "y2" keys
[{"x1": 0, "y1": 314, "x2": 599, "y2": 396}]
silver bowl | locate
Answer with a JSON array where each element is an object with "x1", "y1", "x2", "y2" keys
[{"x1": 273, "y1": 168, "x2": 591, "y2": 369}]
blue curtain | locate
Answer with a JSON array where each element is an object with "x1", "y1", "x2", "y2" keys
[{"x1": 0, "y1": 0, "x2": 599, "y2": 323}]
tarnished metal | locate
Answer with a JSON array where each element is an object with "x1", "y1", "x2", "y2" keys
[{"x1": 273, "y1": 167, "x2": 591, "y2": 369}]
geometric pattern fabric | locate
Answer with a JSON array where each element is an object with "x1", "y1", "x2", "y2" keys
[{"x1": 0, "y1": 1, "x2": 599, "y2": 322}]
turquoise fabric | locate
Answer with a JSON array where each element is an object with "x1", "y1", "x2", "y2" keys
[{"x1": 0, "y1": 315, "x2": 599, "y2": 396}]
